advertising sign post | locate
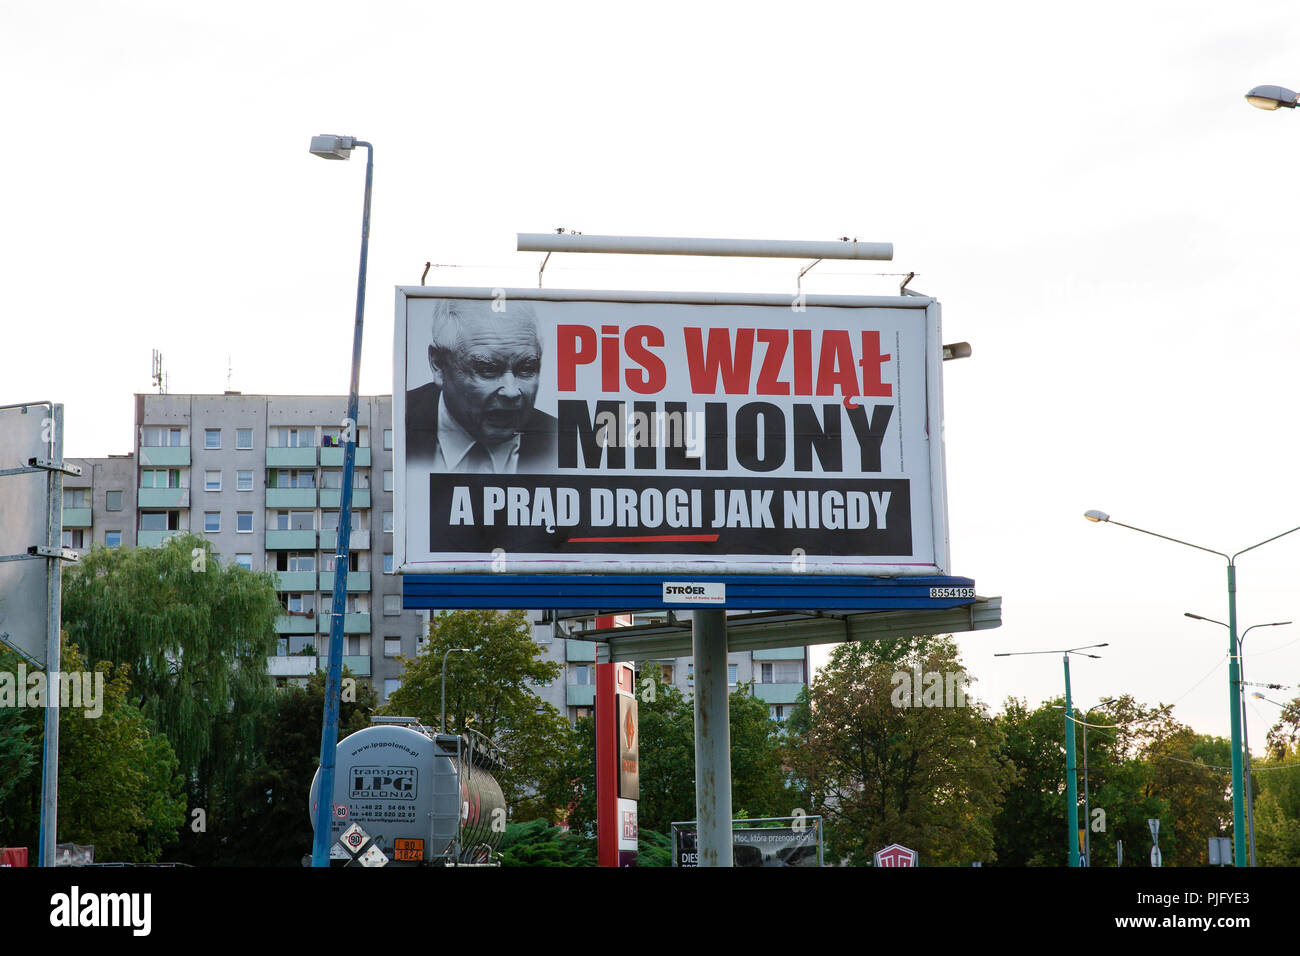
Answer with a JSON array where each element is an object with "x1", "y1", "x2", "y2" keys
[{"x1": 596, "y1": 661, "x2": 638, "y2": 866}]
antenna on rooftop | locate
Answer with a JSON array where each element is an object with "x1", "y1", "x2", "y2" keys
[{"x1": 151, "y1": 349, "x2": 167, "y2": 395}]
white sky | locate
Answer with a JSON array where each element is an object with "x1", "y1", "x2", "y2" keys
[{"x1": 6, "y1": 0, "x2": 1300, "y2": 747}]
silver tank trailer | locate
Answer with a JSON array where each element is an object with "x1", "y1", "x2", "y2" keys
[{"x1": 309, "y1": 720, "x2": 506, "y2": 866}]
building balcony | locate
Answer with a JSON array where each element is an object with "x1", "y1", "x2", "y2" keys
[
  {"x1": 751, "y1": 682, "x2": 805, "y2": 706},
  {"x1": 566, "y1": 640, "x2": 597, "y2": 663},
  {"x1": 275, "y1": 614, "x2": 318, "y2": 635},
  {"x1": 343, "y1": 655, "x2": 371, "y2": 677},
  {"x1": 753, "y1": 647, "x2": 806, "y2": 661},
  {"x1": 273, "y1": 571, "x2": 318, "y2": 592},
  {"x1": 266, "y1": 487, "x2": 317, "y2": 509},
  {"x1": 62, "y1": 507, "x2": 92, "y2": 528},
  {"x1": 137, "y1": 529, "x2": 184, "y2": 548},
  {"x1": 138, "y1": 445, "x2": 190, "y2": 467},
  {"x1": 320, "y1": 446, "x2": 370, "y2": 467},
  {"x1": 318, "y1": 571, "x2": 371, "y2": 593},
  {"x1": 566, "y1": 685, "x2": 596, "y2": 707},
  {"x1": 266, "y1": 447, "x2": 317, "y2": 468},
  {"x1": 138, "y1": 487, "x2": 189, "y2": 508},
  {"x1": 319, "y1": 530, "x2": 369, "y2": 552},
  {"x1": 319, "y1": 488, "x2": 370, "y2": 509},
  {"x1": 267, "y1": 655, "x2": 317, "y2": 677},
  {"x1": 266, "y1": 529, "x2": 317, "y2": 550},
  {"x1": 318, "y1": 612, "x2": 371, "y2": 634}
]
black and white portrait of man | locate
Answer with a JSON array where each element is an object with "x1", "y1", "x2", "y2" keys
[{"x1": 406, "y1": 298, "x2": 557, "y2": 474}]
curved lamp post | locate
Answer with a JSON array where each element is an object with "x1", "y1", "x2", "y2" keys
[
  {"x1": 1085, "y1": 509, "x2": 1300, "y2": 866},
  {"x1": 309, "y1": 133, "x2": 374, "y2": 869},
  {"x1": 996, "y1": 643, "x2": 1107, "y2": 866}
]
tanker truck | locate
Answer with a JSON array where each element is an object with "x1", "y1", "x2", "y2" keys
[{"x1": 309, "y1": 716, "x2": 507, "y2": 866}]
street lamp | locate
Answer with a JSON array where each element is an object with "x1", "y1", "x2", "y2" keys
[
  {"x1": 1085, "y1": 509, "x2": 1300, "y2": 866},
  {"x1": 441, "y1": 647, "x2": 473, "y2": 735},
  {"x1": 309, "y1": 133, "x2": 374, "y2": 870},
  {"x1": 996, "y1": 643, "x2": 1107, "y2": 867},
  {"x1": 1185, "y1": 612, "x2": 1288, "y2": 867},
  {"x1": 1245, "y1": 85, "x2": 1299, "y2": 110}
]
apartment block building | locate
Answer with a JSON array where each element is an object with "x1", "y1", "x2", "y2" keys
[{"x1": 60, "y1": 391, "x2": 809, "y2": 717}]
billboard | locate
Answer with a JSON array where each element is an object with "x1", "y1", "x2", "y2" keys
[
  {"x1": 0, "y1": 402, "x2": 58, "y2": 665},
  {"x1": 395, "y1": 287, "x2": 949, "y2": 576}
]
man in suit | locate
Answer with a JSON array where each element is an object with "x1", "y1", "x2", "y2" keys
[{"x1": 406, "y1": 298, "x2": 557, "y2": 474}]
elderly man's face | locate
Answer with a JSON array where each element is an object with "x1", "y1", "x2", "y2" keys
[{"x1": 431, "y1": 314, "x2": 542, "y2": 445}]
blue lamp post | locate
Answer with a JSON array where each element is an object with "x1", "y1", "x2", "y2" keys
[{"x1": 308, "y1": 133, "x2": 373, "y2": 868}]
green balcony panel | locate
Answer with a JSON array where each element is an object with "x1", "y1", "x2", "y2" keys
[
  {"x1": 266, "y1": 447, "x2": 317, "y2": 468},
  {"x1": 138, "y1": 487, "x2": 189, "y2": 508},
  {"x1": 318, "y1": 571, "x2": 371, "y2": 593},
  {"x1": 265, "y1": 529, "x2": 317, "y2": 550},
  {"x1": 267, "y1": 655, "x2": 317, "y2": 677},
  {"x1": 566, "y1": 640, "x2": 597, "y2": 663},
  {"x1": 342, "y1": 655, "x2": 372, "y2": 677},
  {"x1": 62, "y1": 507, "x2": 92, "y2": 528},
  {"x1": 275, "y1": 615, "x2": 318, "y2": 635},
  {"x1": 138, "y1": 446, "x2": 190, "y2": 467},
  {"x1": 319, "y1": 488, "x2": 370, "y2": 509},
  {"x1": 319, "y1": 530, "x2": 369, "y2": 552},
  {"x1": 319, "y1": 612, "x2": 371, "y2": 634},
  {"x1": 320, "y1": 446, "x2": 370, "y2": 467},
  {"x1": 752, "y1": 647, "x2": 806, "y2": 661},
  {"x1": 566, "y1": 685, "x2": 596, "y2": 707},
  {"x1": 137, "y1": 530, "x2": 183, "y2": 548},
  {"x1": 274, "y1": 571, "x2": 318, "y2": 592},
  {"x1": 266, "y1": 487, "x2": 317, "y2": 509},
  {"x1": 751, "y1": 682, "x2": 805, "y2": 706}
]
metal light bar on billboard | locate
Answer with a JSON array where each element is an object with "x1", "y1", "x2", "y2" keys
[{"x1": 517, "y1": 233, "x2": 893, "y2": 261}]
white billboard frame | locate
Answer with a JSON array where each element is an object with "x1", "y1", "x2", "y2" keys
[{"x1": 394, "y1": 286, "x2": 951, "y2": 578}]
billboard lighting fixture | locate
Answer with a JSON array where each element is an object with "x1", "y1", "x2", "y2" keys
[{"x1": 309, "y1": 134, "x2": 358, "y2": 160}]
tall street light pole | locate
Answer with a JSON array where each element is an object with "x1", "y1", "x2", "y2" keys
[
  {"x1": 996, "y1": 643, "x2": 1107, "y2": 867},
  {"x1": 308, "y1": 133, "x2": 374, "y2": 869},
  {"x1": 1085, "y1": 509, "x2": 1300, "y2": 867},
  {"x1": 1186, "y1": 613, "x2": 1290, "y2": 868}
]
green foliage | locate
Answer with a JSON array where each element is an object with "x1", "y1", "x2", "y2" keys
[
  {"x1": 383, "y1": 610, "x2": 576, "y2": 820},
  {"x1": 220, "y1": 670, "x2": 378, "y2": 866},
  {"x1": 786, "y1": 635, "x2": 1014, "y2": 866},
  {"x1": 498, "y1": 819, "x2": 595, "y2": 866},
  {"x1": 638, "y1": 828, "x2": 673, "y2": 867},
  {"x1": 0, "y1": 639, "x2": 186, "y2": 861}
]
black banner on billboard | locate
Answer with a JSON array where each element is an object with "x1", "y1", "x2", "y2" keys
[{"x1": 426, "y1": 474, "x2": 911, "y2": 556}]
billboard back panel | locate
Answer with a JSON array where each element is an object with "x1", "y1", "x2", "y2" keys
[{"x1": 395, "y1": 288, "x2": 949, "y2": 577}]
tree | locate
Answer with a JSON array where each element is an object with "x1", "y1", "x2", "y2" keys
[
  {"x1": 59, "y1": 535, "x2": 282, "y2": 861},
  {"x1": 0, "y1": 639, "x2": 187, "y2": 861},
  {"x1": 786, "y1": 635, "x2": 1013, "y2": 866},
  {"x1": 383, "y1": 609, "x2": 575, "y2": 820},
  {"x1": 220, "y1": 669, "x2": 378, "y2": 866}
]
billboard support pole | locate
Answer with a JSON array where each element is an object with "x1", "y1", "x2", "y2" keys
[
  {"x1": 692, "y1": 609, "x2": 733, "y2": 867},
  {"x1": 37, "y1": 403, "x2": 64, "y2": 867}
]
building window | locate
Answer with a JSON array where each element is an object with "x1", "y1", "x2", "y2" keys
[
  {"x1": 237, "y1": 470, "x2": 253, "y2": 491},
  {"x1": 235, "y1": 553, "x2": 252, "y2": 570},
  {"x1": 383, "y1": 428, "x2": 393, "y2": 450},
  {"x1": 282, "y1": 593, "x2": 313, "y2": 614},
  {"x1": 383, "y1": 511, "x2": 393, "y2": 533},
  {"x1": 65, "y1": 489, "x2": 89, "y2": 508},
  {"x1": 142, "y1": 426, "x2": 183, "y2": 447},
  {"x1": 105, "y1": 490, "x2": 122, "y2": 511},
  {"x1": 660, "y1": 663, "x2": 674, "y2": 684},
  {"x1": 383, "y1": 679, "x2": 401, "y2": 700},
  {"x1": 759, "y1": 661, "x2": 804, "y2": 684},
  {"x1": 203, "y1": 512, "x2": 221, "y2": 533},
  {"x1": 321, "y1": 511, "x2": 360, "y2": 531},
  {"x1": 571, "y1": 664, "x2": 593, "y2": 685},
  {"x1": 61, "y1": 530, "x2": 84, "y2": 549},
  {"x1": 384, "y1": 637, "x2": 401, "y2": 657},
  {"x1": 278, "y1": 552, "x2": 315, "y2": 573},
  {"x1": 276, "y1": 427, "x2": 311, "y2": 448},
  {"x1": 382, "y1": 470, "x2": 393, "y2": 492},
  {"x1": 383, "y1": 553, "x2": 393, "y2": 574},
  {"x1": 383, "y1": 594, "x2": 401, "y2": 616},
  {"x1": 572, "y1": 706, "x2": 592, "y2": 722},
  {"x1": 322, "y1": 551, "x2": 358, "y2": 573},
  {"x1": 139, "y1": 511, "x2": 179, "y2": 531},
  {"x1": 236, "y1": 512, "x2": 253, "y2": 533},
  {"x1": 320, "y1": 469, "x2": 342, "y2": 490},
  {"x1": 105, "y1": 531, "x2": 122, "y2": 548},
  {"x1": 236, "y1": 428, "x2": 253, "y2": 449},
  {"x1": 729, "y1": 664, "x2": 738, "y2": 687},
  {"x1": 141, "y1": 468, "x2": 181, "y2": 489},
  {"x1": 204, "y1": 428, "x2": 221, "y2": 449},
  {"x1": 771, "y1": 705, "x2": 787, "y2": 722},
  {"x1": 205, "y1": 470, "x2": 221, "y2": 492},
  {"x1": 275, "y1": 511, "x2": 315, "y2": 531}
]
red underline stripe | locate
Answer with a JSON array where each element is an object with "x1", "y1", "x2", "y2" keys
[{"x1": 566, "y1": 534, "x2": 721, "y2": 543}]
